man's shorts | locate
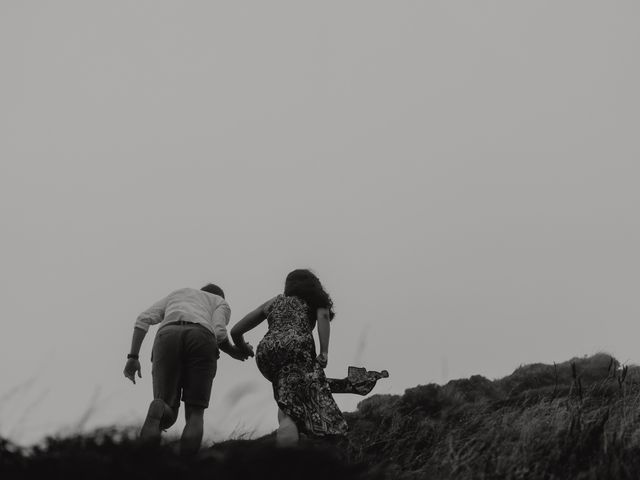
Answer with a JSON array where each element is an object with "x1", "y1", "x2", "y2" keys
[{"x1": 151, "y1": 322, "x2": 219, "y2": 410}]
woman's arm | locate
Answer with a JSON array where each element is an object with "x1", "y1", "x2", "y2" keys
[
  {"x1": 316, "y1": 307, "x2": 331, "y2": 367},
  {"x1": 230, "y1": 297, "x2": 276, "y2": 353}
]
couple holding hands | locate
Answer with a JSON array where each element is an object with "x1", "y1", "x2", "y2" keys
[{"x1": 123, "y1": 269, "x2": 387, "y2": 455}]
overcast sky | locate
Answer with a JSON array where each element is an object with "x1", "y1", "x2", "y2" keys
[{"x1": 1, "y1": 1, "x2": 639, "y2": 445}]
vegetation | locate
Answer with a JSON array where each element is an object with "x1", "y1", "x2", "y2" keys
[
  {"x1": 341, "y1": 353, "x2": 640, "y2": 479},
  {"x1": 3, "y1": 353, "x2": 640, "y2": 479},
  {"x1": 0, "y1": 430, "x2": 377, "y2": 480}
]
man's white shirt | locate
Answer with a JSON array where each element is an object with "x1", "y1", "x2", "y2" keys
[{"x1": 135, "y1": 287, "x2": 230, "y2": 344}]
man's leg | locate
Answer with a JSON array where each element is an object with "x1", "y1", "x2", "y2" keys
[
  {"x1": 180, "y1": 325, "x2": 218, "y2": 455},
  {"x1": 140, "y1": 399, "x2": 175, "y2": 444},
  {"x1": 181, "y1": 404, "x2": 205, "y2": 456},
  {"x1": 141, "y1": 326, "x2": 182, "y2": 444},
  {"x1": 160, "y1": 406, "x2": 179, "y2": 430}
]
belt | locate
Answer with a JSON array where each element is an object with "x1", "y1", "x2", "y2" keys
[{"x1": 171, "y1": 320, "x2": 196, "y2": 326}]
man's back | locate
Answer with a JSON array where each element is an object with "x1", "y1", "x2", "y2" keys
[{"x1": 135, "y1": 287, "x2": 231, "y2": 344}]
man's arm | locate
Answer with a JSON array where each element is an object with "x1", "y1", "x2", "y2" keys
[
  {"x1": 123, "y1": 327, "x2": 147, "y2": 384},
  {"x1": 134, "y1": 296, "x2": 168, "y2": 332},
  {"x1": 213, "y1": 301, "x2": 253, "y2": 361},
  {"x1": 129, "y1": 326, "x2": 147, "y2": 356},
  {"x1": 124, "y1": 295, "x2": 167, "y2": 384}
]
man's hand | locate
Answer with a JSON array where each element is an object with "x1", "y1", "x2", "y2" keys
[
  {"x1": 316, "y1": 352, "x2": 328, "y2": 368},
  {"x1": 226, "y1": 345, "x2": 251, "y2": 361},
  {"x1": 239, "y1": 342, "x2": 255, "y2": 358},
  {"x1": 123, "y1": 358, "x2": 142, "y2": 384},
  {"x1": 231, "y1": 340, "x2": 255, "y2": 360},
  {"x1": 219, "y1": 338, "x2": 253, "y2": 361}
]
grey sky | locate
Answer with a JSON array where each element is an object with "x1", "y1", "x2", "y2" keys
[{"x1": 1, "y1": 1, "x2": 639, "y2": 444}]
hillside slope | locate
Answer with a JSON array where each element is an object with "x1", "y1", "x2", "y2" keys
[
  {"x1": 3, "y1": 353, "x2": 640, "y2": 479},
  {"x1": 342, "y1": 353, "x2": 640, "y2": 479}
]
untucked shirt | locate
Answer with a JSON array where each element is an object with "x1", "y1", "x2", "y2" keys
[{"x1": 135, "y1": 288, "x2": 230, "y2": 343}]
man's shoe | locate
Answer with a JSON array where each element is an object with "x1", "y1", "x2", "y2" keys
[{"x1": 139, "y1": 398, "x2": 169, "y2": 445}]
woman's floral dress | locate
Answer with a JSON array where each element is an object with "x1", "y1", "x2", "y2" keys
[{"x1": 256, "y1": 294, "x2": 348, "y2": 437}]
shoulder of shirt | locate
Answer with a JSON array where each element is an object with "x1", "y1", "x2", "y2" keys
[
  {"x1": 199, "y1": 290, "x2": 229, "y2": 306},
  {"x1": 166, "y1": 287, "x2": 191, "y2": 297},
  {"x1": 168, "y1": 288, "x2": 222, "y2": 302}
]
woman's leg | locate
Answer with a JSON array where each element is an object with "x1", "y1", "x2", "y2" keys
[
  {"x1": 181, "y1": 404, "x2": 205, "y2": 456},
  {"x1": 276, "y1": 407, "x2": 299, "y2": 447}
]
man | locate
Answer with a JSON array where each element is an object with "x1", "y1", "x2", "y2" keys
[{"x1": 123, "y1": 283, "x2": 252, "y2": 455}]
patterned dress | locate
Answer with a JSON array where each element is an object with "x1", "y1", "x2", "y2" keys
[
  {"x1": 328, "y1": 366, "x2": 389, "y2": 396},
  {"x1": 256, "y1": 294, "x2": 348, "y2": 437}
]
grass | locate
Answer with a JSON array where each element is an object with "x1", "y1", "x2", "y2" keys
[
  {"x1": 0, "y1": 429, "x2": 378, "y2": 480},
  {"x1": 3, "y1": 353, "x2": 640, "y2": 479},
  {"x1": 341, "y1": 353, "x2": 640, "y2": 479}
]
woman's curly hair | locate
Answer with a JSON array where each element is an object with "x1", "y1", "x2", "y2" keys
[{"x1": 284, "y1": 269, "x2": 335, "y2": 322}]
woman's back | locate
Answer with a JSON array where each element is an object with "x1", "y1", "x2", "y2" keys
[
  {"x1": 256, "y1": 294, "x2": 316, "y2": 382},
  {"x1": 265, "y1": 294, "x2": 311, "y2": 331}
]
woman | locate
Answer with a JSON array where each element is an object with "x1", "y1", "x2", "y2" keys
[{"x1": 231, "y1": 269, "x2": 348, "y2": 446}]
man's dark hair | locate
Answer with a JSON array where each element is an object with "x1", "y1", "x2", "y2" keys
[
  {"x1": 201, "y1": 283, "x2": 225, "y2": 298},
  {"x1": 284, "y1": 269, "x2": 334, "y2": 321}
]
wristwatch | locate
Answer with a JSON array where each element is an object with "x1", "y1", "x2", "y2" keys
[{"x1": 127, "y1": 354, "x2": 139, "y2": 360}]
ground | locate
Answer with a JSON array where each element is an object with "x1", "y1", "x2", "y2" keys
[{"x1": 2, "y1": 353, "x2": 639, "y2": 479}]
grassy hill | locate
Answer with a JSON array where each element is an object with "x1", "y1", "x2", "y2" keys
[
  {"x1": 341, "y1": 353, "x2": 640, "y2": 479},
  {"x1": 3, "y1": 353, "x2": 640, "y2": 479}
]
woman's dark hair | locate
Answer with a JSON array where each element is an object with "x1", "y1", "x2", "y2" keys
[
  {"x1": 201, "y1": 283, "x2": 225, "y2": 299},
  {"x1": 284, "y1": 269, "x2": 335, "y2": 321}
]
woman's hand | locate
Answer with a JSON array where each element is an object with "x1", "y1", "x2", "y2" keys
[
  {"x1": 239, "y1": 341, "x2": 255, "y2": 358},
  {"x1": 232, "y1": 336, "x2": 255, "y2": 358},
  {"x1": 316, "y1": 352, "x2": 328, "y2": 368},
  {"x1": 220, "y1": 338, "x2": 254, "y2": 360},
  {"x1": 227, "y1": 345, "x2": 251, "y2": 361}
]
